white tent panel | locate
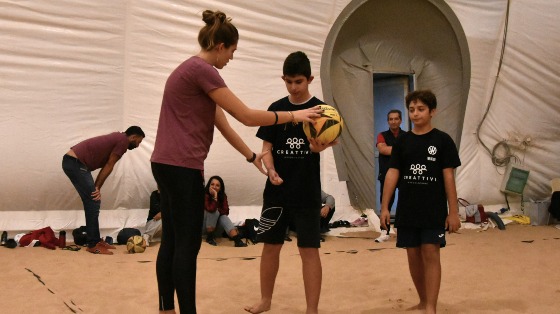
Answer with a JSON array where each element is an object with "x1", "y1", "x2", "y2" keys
[{"x1": 1, "y1": 0, "x2": 559, "y2": 232}]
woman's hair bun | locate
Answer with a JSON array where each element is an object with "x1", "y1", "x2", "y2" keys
[{"x1": 202, "y1": 10, "x2": 227, "y2": 25}]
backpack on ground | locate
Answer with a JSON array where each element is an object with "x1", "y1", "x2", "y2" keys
[
  {"x1": 240, "y1": 218, "x2": 259, "y2": 245},
  {"x1": 117, "y1": 228, "x2": 141, "y2": 245},
  {"x1": 72, "y1": 226, "x2": 88, "y2": 246}
]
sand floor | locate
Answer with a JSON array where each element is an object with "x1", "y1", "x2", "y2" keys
[{"x1": 1, "y1": 223, "x2": 560, "y2": 313}]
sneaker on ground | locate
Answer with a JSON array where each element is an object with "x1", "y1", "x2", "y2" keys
[
  {"x1": 351, "y1": 217, "x2": 369, "y2": 227},
  {"x1": 374, "y1": 234, "x2": 390, "y2": 243}
]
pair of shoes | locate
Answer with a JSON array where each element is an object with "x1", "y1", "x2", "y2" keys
[
  {"x1": 206, "y1": 238, "x2": 217, "y2": 246},
  {"x1": 351, "y1": 217, "x2": 368, "y2": 227},
  {"x1": 86, "y1": 243, "x2": 113, "y2": 255},
  {"x1": 98, "y1": 239, "x2": 116, "y2": 249}
]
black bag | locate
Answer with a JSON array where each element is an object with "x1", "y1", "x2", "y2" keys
[
  {"x1": 241, "y1": 218, "x2": 259, "y2": 245},
  {"x1": 117, "y1": 228, "x2": 141, "y2": 245},
  {"x1": 72, "y1": 226, "x2": 88, "y2": 246},
  {"x1": 549, "y1": 191, "x2": 560, "y2": 220}
]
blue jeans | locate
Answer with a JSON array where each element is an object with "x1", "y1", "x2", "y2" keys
[{"x1": 62, "y1": 154, "x2": 101, "y2": 248}]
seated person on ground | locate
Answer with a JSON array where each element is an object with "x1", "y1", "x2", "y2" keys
[
  {"x1": 203, "y1": 175, "x2": 247, "y2": 247},
  {"x1": 143, "y1": 187, "x2": 162, "y2": 246},
  {"x1": 320, "y1": 189, "x2": 336, "y2": 233}
]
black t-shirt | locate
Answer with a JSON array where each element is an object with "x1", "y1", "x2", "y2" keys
[
  {"x1": 390, "y1": 128, "x2": 461, "y2": 228},
  {"x1": 256, "y1": 96, "x2": 323, "y2": 208}
]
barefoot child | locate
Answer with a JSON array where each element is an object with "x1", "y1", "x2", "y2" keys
[
  {"x1": 245, "y1": 51, "x2": 336, "y2": 314},
  {"x1": 380, "y1": 90, "x2": 461, "y2": 314}
]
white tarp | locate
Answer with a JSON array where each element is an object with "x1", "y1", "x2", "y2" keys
[{"x1": 0, "y1": 0, "x2": 558, "y2": 232}]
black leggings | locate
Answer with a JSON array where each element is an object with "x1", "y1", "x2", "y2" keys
[{"x1": 152, "y1": 162, "x2": 204, "y2": 313}]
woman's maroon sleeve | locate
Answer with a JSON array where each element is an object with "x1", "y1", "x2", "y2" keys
[{"x1": 205, "y1": 194, "x2": 218, "y2": 212}]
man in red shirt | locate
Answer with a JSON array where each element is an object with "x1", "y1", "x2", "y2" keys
[
  {"x1": 62, "y1": 126, "x2": 145, "y2": 254},
  {"x1": 376, "y1": 110, "x2": 403, "y2": 242}
]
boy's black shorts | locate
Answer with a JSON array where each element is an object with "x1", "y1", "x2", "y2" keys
[
  {"x1": 257, "y1": 201, "x2": 321, "y2": 248},
  {"x1": 396, "y1": 227, "x2": 447, "y2": 248}
]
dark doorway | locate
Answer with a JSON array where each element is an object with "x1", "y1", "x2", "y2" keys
[{"x1": 373, "y1": 73, "x2": 413, "y2": 214}]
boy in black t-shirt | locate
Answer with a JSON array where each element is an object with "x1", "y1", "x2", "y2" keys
[
  {"x1": 380, "y1": 90, "x2": 461, "y2": 314},
  {"x1": 245, "y1": 51, "x2": 337, "y2": 314}
]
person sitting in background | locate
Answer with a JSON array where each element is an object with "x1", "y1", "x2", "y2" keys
[
  {"x1": 203, "y1": 175, "x2": 247, "y2": 247},
  {"x1": 143, "y1": 187, "x2": 163, "y2": 246},
  {"x1": 320, "y1": 190, "x2": 336, "y2": 234}
]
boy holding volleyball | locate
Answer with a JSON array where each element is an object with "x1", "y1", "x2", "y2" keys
[
  {"x1": 380, "y1": 90, "x2": 461, "y2": 314},
  {"x1": 245, "y1": 51, "x2": 336, "y2": 314}
]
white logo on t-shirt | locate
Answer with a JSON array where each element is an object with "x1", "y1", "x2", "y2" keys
[
  {"x1": 286, "y1": 137, "x2": 305, "y2": 149},
  {"x1": 410, "y1": 164, "x2": 427, "y2": 175},
  {"x1": 428, "y1": 146, "x2": 437, "y2": 155}
]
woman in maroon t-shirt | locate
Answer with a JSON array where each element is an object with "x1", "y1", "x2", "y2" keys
[{"x1": 149, "y1": 10, "x2": 322, "y2": 314}]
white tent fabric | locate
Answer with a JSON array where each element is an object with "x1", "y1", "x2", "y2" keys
[
  {"x1": 321, "y1": 0, "x2": 471, "y2": 209},
  {"x1": 1, "y1": 0, "x2": 559, "y2": 232}
]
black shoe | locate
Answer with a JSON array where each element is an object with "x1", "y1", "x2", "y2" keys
[
  {"x1": 1, "y1": 231, "x2": 7, "y2": 246},
  {"x1": 206, "y1": 234, "x2": 217, "y2": 246},
  {"x1": 235, "y1": 240, "x2": 247, "y2": 247},
  {"x1": 233, "y1": 235, "x2": 247, "y2": 247}
]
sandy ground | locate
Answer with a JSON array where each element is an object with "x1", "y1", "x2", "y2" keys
[{"x1": 1, "y1": 223, "x2": 560, "y2": 314}]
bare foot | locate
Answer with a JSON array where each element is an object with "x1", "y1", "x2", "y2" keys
[
  {"x1": 406, "y1": 303, "x2": 425, "y2": 312},
  {"x1": 244, "y1": 300, "x2": 271, "y2": 314}
]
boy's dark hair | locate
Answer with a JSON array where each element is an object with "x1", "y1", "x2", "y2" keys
[
  {"x1": 125, "y1": 126, "x2": 145, "y2": 137},
  {"x1": 405, "y1": 90, "x2": 437, "y2": 110},
  {"x1": 283, "y1": 51, "x2": 311, "y2": 79},
  {"x1": 387, "y1": 109, "x2": 402, "y2": 120}
]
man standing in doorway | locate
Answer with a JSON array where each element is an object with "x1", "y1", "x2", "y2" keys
[
  {"x1": 376, "y1": 110, "x2": 403, "y2": 242},
  {"x1": 62, "y1": 126, "x2": 145, "y2": 254}
]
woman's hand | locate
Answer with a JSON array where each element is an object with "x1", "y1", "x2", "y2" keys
[
  {"x1": 252, "y1": 150, "x2": 270, "y2": 175},
  {"x1": 210, "y1": 187, "x2": 218, "y2": 199},
  {"x1": 292, "y1": 106, "x2": 323, "y2": 123}
]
